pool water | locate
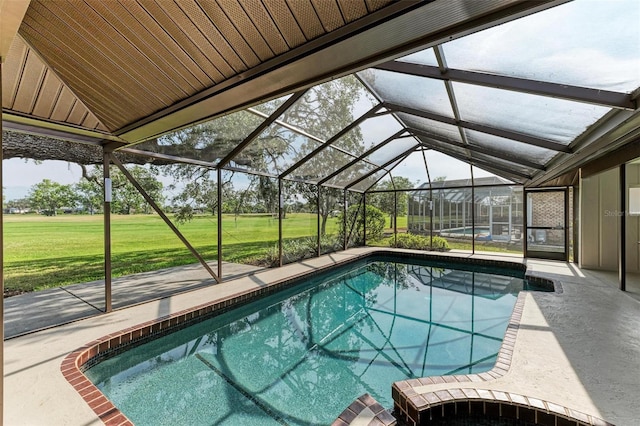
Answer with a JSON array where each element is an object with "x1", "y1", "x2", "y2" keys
[{"x1": 86, "y1": 256, "x2": 533, "y2": 426}]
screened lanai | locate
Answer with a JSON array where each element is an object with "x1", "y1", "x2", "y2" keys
[
  {"x1": 2, "y1": 1, "x2": 640, "y2": 425},
  {"x1": 110, "y1": 0, "x2": 640, "y2": 190}
]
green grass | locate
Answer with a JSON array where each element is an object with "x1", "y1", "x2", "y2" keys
[
  {"x1": 4, "y1": 213, "x2": 339, "y2": 294},
  {"x1": 4, "y1": 213, "x2": 522, "y2": 295}
]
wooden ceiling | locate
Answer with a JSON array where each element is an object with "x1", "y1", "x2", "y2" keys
[{"x1": 3, "y1": 0, "x2": 400, "y2": 137}]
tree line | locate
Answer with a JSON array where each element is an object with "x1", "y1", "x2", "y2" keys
[
  {"x1": 5, "y1": 163, "x2": 414, "y2": 235},
  {"x1": 5, "y1": 166, "x2": 164, "y2": 216}
]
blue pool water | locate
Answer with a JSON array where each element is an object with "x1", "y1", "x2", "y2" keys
[{"x1": 86, "y1": 256, "x2": 538, "y2": 426}]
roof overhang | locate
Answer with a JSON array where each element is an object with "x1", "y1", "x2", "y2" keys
[{"x1": 0, "y1": 0, "x2": 29, "y2": 62}]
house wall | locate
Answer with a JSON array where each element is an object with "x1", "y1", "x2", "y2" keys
[
  {"x1": 625, "y1": 164, "x2": 640, "y2": 273},
  {"x1": 579, "y1": 168, "x2": 619, "y2": 271}
]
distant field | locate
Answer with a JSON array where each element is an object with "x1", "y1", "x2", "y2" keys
[{"x1": 3, "y1": 213, "x2": 339, "y2": 294}]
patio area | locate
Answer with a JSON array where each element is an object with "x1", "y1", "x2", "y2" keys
[
  {"x1": 4, "y1": 248, "x2": 639, "y2": 425},
  {"x1": 1, "y1": 1, "x2": 639, "y2": 424}
]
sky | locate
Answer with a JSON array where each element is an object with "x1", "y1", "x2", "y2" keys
[{"x1": 3, "y1": 158, "x2": 83, "y2": 200}]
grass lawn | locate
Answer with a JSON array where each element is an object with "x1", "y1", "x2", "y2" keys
[
  {"x1": 4, "y1": 213, "x2": 521, "y2": 295},
  {"x1": 4, "y1": 213, "x2": 339, "y2": 294}
]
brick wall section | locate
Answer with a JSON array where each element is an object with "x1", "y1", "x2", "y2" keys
[
  {"x1": 530, "y1": 191, "x2": 570, "y2": 246},
  {"x1": 531, "y1": 192, "x2": 564, "y2": 228}
]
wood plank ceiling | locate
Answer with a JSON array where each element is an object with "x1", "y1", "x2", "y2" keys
[{"x1": 3, "y1": 0, "x2": 395, "y2": 134}]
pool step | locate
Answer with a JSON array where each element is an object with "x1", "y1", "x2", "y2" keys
[{"x1": 332, "y1": 393, "x2": 397, "y2": 426}]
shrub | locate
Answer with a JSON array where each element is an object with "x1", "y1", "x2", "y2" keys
[
  {"x1": 319, "y1": 233, "x2": 342, "y2": 254},
  {"x1": 337, "y1": 204, "x2": 386, "y2": 245},
  {"x1": 389, "y1": 233, "x2": 449, "y2": 252},
  {"x1": 260, "y1": 236, "x2": 318, "y2": 267}
]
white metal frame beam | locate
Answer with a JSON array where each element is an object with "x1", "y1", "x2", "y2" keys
[
  {"x1": 386, "y1": 102, "x2": 571, "y2": 153},
  {"x1": 374, "y1": 61, "x2": 636, "y2": 110}
]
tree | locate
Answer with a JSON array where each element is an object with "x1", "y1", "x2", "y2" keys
[
  {"x1": 74, "y1": 180, "x2": 103, "y2": 214},
  {"x1": 369, "y1": 177, "x2": 414, "y2": 229},
  {"x1": 28, "y1": 179, "x2": 76, "y2": 215},
  {"x1": 282, "y1": 181, "x2": 339, "y2": 236},
  {"x1": 256, "y1": 176, "x2": 279, "y2": 216},
  {"x1": 6, "y1": 197, "x2": 32, "y2": 213},
  {"x1": 159, "y1": 75, "x2": 369, "y2": 231},
  {"x1": 280, "y1": 76, "x2": 368, "y2": 233},
  {"x1": 338, "y1": 204, "x2": 386, "y2": 244},
  {"x1": 112, "y1": 166, "x2": 164, "y2": 214},
  {"x1": 80, "y1": 165, "x2": 165, "y2": 215}
]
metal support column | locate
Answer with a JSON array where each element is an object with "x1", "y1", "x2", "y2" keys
[
  {"x1": 489, "y1": 190, "x2": 493, "y2": 238},
  {"x1": 620, "y1": 164, "x2": 626, "y2": 291},
  {"x1": 103, "y1": 150, "x2": 112, "y2": 312},
  {"x1": 316, "y1": 185, "x2": 321, "y2": 257},
  {"x1": 573, "y1": 184, "x2": 580, "y2": 264},
  {"x1": 343, "y1": 190, "x2": 348, "y2": 250},
  {"x1": 394, "y1": 192, "x2": 398, "y2": 245},
  {"x1": 564, "y1": 187, "x2": 570, "y2": 262},
  {"x1": 0, "y1": 62, "x2": 5, "y2": 424},
  {"x1": 471, "y1": 167, "x2": 476, "y2": 254},
  {"x1": 363, "y1": 192, "x2": 367, "y2": 246},
  {"x1": 429, "y1": 190, "x2": 434, "y2": 249},
  {"x1": 278, "y1": 179, "x2": 283, "y2": 267},
  {"x1": 217, "y1": 168, "x2": 223, "y2": 280},
  {"x1": 523, "y1": 190, "x2": 529, "y2": 258}
]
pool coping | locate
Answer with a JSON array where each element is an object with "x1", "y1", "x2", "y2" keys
[{"x1": 58, "y1": 249, "x2": 580, "y2": 426}]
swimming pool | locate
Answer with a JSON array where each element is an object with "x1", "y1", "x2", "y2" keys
[{"x1": 84, "y1": 255, "x2": 540, "y2": 425}]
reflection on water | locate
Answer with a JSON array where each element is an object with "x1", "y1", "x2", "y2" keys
[{"x1": 87, "y1": 258, "x2": 525, "y2": 426}]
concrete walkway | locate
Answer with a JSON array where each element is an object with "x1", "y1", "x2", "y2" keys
[
  {"x1": 4, "y1": 248, "x2": 639, "y2": 425},
  {"x1": 4, "y1": 261, "x2": 264, "y2": 338}
]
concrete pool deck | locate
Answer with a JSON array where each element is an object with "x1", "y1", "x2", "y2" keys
[
  {"x1": 4, "y1": 261, "x2": 265, "y2": 338},
  {"x1": 4, "y1": 248, "x2": 639, "y2": 425}
]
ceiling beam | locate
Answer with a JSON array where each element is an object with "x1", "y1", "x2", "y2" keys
[
  {"x1": 409, "y1": 128, "x2": 545, "y2": 170},
  {"x1": 247, "y1": 108, "x2": 324, "y2": 144},
  {"x1": 386, "y1": 102, "x2": 571, "y2": 152},
  {"x1": 216, "y1": 91, "x2": 307, "y2": 168},
  {"x1": 375, "y1": 61, "x2": 636, "y2": 111},
  {"x1": 116, "y1": 0, "x2": 567, "y2": 143},
  {"x1": 528, "y1": 109, "x2": 640, "y2": 186},
  {"x1": 433, "y1": 45, "x2": 472, "y2": 152},
  {"x1": 2, "y1": 114, "x2": 124, "y2": 146},
  {"x1": 419, "y1": 138, "x2": 531, "y2": 181},
  {"x1": 118, "y1": 148, "x2": 216, "y2": 168},
  {"x1": 317, "y1": 130, "x2": 408, "y2": 185},
  {"x1": 345, "y1": 144, "x2": 419, "y2": 191},
  {"x1": 280, "y1": 104, "x2": 382, "y2": 179}
]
